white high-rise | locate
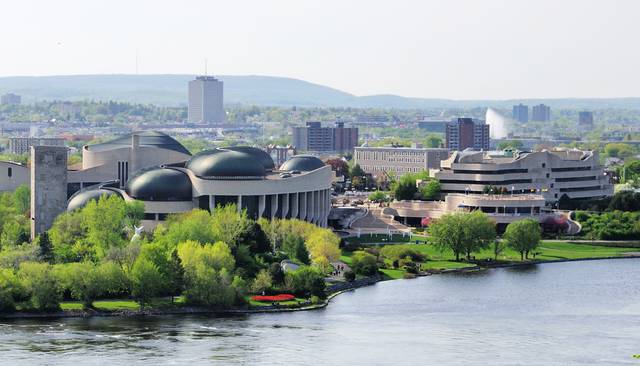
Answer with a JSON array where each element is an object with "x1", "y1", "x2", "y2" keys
[{"x1": 188, "y1": 76, "x2": 225, "y2": 123}]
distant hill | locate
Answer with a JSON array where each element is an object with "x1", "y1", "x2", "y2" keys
[{"x1": 0, "y1": 74, "x2": 639, "y2": 110}]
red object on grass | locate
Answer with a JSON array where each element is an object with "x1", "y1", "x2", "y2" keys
[{"x1": 251, "y1": 294, "x2": 295, "y2": 302}]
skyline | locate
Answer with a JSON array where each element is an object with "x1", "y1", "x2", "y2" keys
[{"x1": 1, "y1": 0, "x2": 639, "y2": 100}]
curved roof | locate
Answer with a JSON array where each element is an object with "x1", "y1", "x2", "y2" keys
[
  {"x1": 67, "y1": 188, "x2": 122, "y2": 212},
  {"x1": 280, "y1": 155, "x2": 325, "y2": 172},
  {"x1": 225, "y1": 146, "x2": 275, "y2": 170},
  {"x1": 186, "y1": 150, "x2": 265, "y2": 179},
  {"x1": 125, "y1": 167, "x2": 193, "y2": 201},
  {"x1": 87, "y1": 131, "x2": 191, "y2": 156}
]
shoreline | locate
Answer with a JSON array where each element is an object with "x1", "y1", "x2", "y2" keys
[{"x1": 2, "y1": 255, "x2": 638, "y2": 321}]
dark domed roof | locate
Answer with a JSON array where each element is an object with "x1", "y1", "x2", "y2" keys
[
  {"x1": 280, "y1": 155, "x2": 326, "y2": 172},
  {"x1": 186, "y1": 150, "x2": 265, "y2": 179},
  {"x1": 125, "y1": 167, "x2": 192, "y2": 201},
  {"x1": 67, "y1": 188, "x2": 122, "y2": 212},
  {"x1": 225, "y1": 146, "x2": 275, "y2": 170},
  {"x1": 88, "y1": 131, "x2": 191, "y2": 156}
]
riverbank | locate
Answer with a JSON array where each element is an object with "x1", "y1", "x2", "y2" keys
[{"x1": 0, "y1": 253, "x2": 640, "y2": 319}]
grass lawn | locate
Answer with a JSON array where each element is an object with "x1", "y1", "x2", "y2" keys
[
  {"x1": 60, "y1": 297, "x2": 184, "y2": 312},
  {"x1": 380, "y1": 268, "x2": 405, "y2": 280},
  {"x1": 344, "y1": 240, "x2": 638, "y2": 281}
]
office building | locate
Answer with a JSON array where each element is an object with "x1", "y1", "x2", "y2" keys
[
  {"x1": 292, "y1": 122, "x2": 358, "y2": 153},
  {"x1": 512, "y1": 104, "x2": 529, "y2": 123},
  {"x1": 354, "y1": 145, "x2": 449, "y2": 176},
  {"x1": 433, "y1": 149, "x2": 612, "y2": 203},
  {"x1": 0, "y1": 93, "x2": 21, "y2": 105},
  {"x1": 531, "y1": 104, "x2": 551, "y2": 122},
  {"x1": 8, "y1": 137, "x2": 66, "y2": 155},
  {"x1": 445, "y1": 118, "x2": 490, "y2": 151},
  {"x1": 188, "y1": 76, "x2": 225, "y2": 123},
  {"x1": 578, "y1": 111, "x2": 594, "y2": 130}
]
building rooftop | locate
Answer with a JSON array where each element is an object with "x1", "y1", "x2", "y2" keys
[{"x1": 87, "y1": 131, "x2": 191, "y2": 156}]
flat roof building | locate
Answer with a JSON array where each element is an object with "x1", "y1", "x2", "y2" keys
[
  {"x1": 188, "y1": 76, "x2": 225, "y2": 123},
  {"x1": 354, "y1": 145, "x2": 449, "y2": 176},
  {"x1": 446, "y1": 118, "x2": 490, "y2": 151},
  {"x1": 532, "y1": 104, "x2": 551, "y2": 122},
  {"x1": 292, "y1": 122, "x2": 358, "y2": 154},
  {"x1": 512, "y1": 104, "x2": 529, "y2": 123},
  {"x1": 1, "y1": 93, "x2": 21, "y2": 105},
  {"x1": 8, "y1": 137, "x2": 66, "y2": 155}
]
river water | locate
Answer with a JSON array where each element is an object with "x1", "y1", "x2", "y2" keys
[{"x1": 1, "y1": 258, "x2": 639, "y2": 365}]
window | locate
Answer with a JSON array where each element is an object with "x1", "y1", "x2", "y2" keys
[
  {"x1": 7, "y1": 167, "x2": 12, "y2": 177},
  {"x1": 542, "y1": 163, "x2": 546, "y2": 168}
]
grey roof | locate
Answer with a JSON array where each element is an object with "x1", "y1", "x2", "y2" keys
[
  {"x1": 225, "y1": 146, "x2": 275, "y2": 170},
  {"x1": 88, "y1": 131, "x2": 191, "y2": 156},
  {"x1": 125, "y1": 167, "x2": 193, "y2": 201},
  {"x1": 186, "y1": 150, "x2": 265, "y2": 179},
  {"x1": 67, "y1": 187, "x2": 122, "y2": 212},
  {"x1": 280, "y1": 155, "x2": 325, "y2": 172}
]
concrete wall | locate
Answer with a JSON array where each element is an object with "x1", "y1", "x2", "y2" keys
[
  {"x1": 31, "y1": 146, "x2": 68, "y2": 239},
  {"x1": 0, "y1": 162, "x2": 30, "y2": 191}
]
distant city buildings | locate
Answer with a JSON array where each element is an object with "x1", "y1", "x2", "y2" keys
[
  {"x1": 531, "y1": 104, "x2": 551, "y2": 122},
  {"x1": 188, "y1": 76, "x2": 225, "y2": 123},
  {"x1": 354, "y1": 145, "x2": 449, "y2": 176},
  {"x1": 445, "y1": 118, "x2": 490, "y2": 151},
  {"x1": 292, "y1": 122, "x2": 358, "y2": 153},
  {"x1": 578, "y1": 111, "x2": 594, "y2": 130},
  {"x1": 512, "y1": 103, "x2": 529, "y2": 123},
  {"x1": 9, "y1": 137, "x2": 66, "y2": 155},
  {"x1": 1, "y1": 93, "x2": 21, "y2": 105}
]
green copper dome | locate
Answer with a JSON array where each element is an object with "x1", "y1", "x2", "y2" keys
[
  {"x1": 67, "y1": 188, "x2": 122, "y2": 212},
  {"x1": 280, "y1": 155, "x2": 325, "y2": 172},
  {"x1": 125, "y1": 167, "x2": 192, "y2": 201},
  {"x1": 186, "y1": 150, "x2": 265, "y2": 179}
]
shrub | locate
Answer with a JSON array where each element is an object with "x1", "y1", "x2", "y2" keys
[
  {"x1": 343, "y1": 270, "x2": 356, "y2": 282},
  {"x1": 19, "y1": 262, "x2": 61, "y2": 311},
  {"x1": 285, "y1": 266, "x2": 325, "y2": 298},
  {"x1": 380, "y1": 245, "x2": 426, "y2": 262},
  {"x1": 351, "y1": 251, "x2": 379, "y2": 276},
  {"x1": 0, "y1": 269, "x2": 25, "y2": 313}
]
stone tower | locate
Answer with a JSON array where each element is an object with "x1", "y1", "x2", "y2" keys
[{"x1": 31, "y1": 146, "x2": 68, "y2": 240}]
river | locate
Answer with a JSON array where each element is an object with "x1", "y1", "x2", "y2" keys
[{"x1": 1, "y1": 258, "x2": 639, "y2": 365}]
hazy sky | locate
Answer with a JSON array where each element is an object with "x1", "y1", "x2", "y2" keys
[{"x1": 1, "y1": 0, "x2": 638, "y2": 99}]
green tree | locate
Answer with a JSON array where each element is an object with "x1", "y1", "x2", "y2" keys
[
  {"x1": 19, "y1": 262, "x2": 61, "y2": 311},
  {"x1": 56, "y1": 262, "x2": 104, "y2": 308},
  {"x1": 497, "y1": 140, "x2": 524, "y2": 150},
  {"x1": 368, "y1": 191, "x2": 388, "y2": 203},
  {"x1": 36, "y1": 232, "x2": 53, "y2": 263},
  {"x1": 492, "y1": 240, "x2": 507, "y2": 260},
  {"x1": 250, "y1": 269, "x2": 273, "y2": 294},
  {"x1": 429, "y1": 213, "x2": 467, "y2": 261},
  {"x1": 419, "y1": 180, "x2": 440, "y2": 200},
  {"x1": 0, "y1": 268, "x2": 25, "y2": 313},
  {"x1": 12, "y1": 185, "x2": 30, "y2": 215},
  {"x1": 393, "y1": 174, "x2": 417, "y2": 201},
  {"x1": 129, "y1": 257, "x2": 164, "y2": 309},
  {"x1": 462, "y1": 211, "x2": 496, "y2": 260},
  {"x1": 504, "y1": 219, "x2": 541, "y2": 261},
  {"x1": 268, "y1": 262, "x2": 285, "y2": 285},
  {"x1": 282, "y1": 234, "x2": 310, "y2": 264},
  {"x1": 350, "y1": 164, "x2": 365, "y2": 178},
  {"x1": 285, "y1": 266, "x2": 326, "y2": 298}
]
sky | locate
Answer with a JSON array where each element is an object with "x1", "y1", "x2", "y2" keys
[{"x1": 1, "y1": 0, "x2": 639, "y2": 100}]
